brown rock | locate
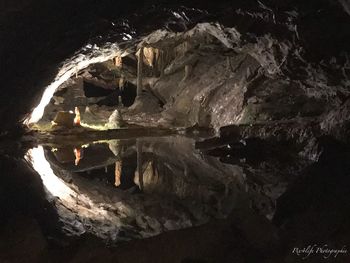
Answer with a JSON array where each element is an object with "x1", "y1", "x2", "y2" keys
[{"x1": 52, "y1": 111, "x2": 75, "y2": 128}]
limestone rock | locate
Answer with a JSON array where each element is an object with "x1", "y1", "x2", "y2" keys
[
  {"x1": 52, "y1": 111, "x2": 75, "y2": 128},
  {"x1": 321, "y1": 99, "x2": 350, "y2": 141},
  {"x1": 128, "y1": 92, "x2": 161, "y2": 114},
  {"x1": 106, "y1": 110, "x2": 126, "y2": 129}
]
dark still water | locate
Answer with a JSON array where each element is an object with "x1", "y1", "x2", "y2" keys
[
  {"x1": 24, "y1": 133, "x2": 308, "y2": 243},
  {"x1": 1, "y1": 134, "x2": 349, "y2": 262}
]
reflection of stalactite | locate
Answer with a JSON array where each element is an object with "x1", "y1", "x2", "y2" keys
[
  {"x1": 136, "y1": 140, "x2": 143, "y2": 191},
  {"x1": 141, "y1": 160, "x2": 159, "y2": 192},
  {"x1": 114, "y1": 161, "x2": 122, "y2": 187},
  {"x1": 73, "y1": 147, "x2": 83, "y2": 166}
]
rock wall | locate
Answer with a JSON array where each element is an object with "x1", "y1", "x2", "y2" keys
[{"x1": 141, "y1": 20, "x2": 347, "y2": 135}]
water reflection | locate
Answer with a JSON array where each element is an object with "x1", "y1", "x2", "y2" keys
[{"x1": 25, "y1": 135, "x2": 293, "y2": 243}]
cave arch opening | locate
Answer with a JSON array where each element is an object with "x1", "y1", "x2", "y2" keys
[
  {"x1": 23, "y1": 43, "x2": 129, "y2": 126},
  {"x1": 23, "y1": 37, "x2": 169, "y2": 132},
  {"x1": 24, "y1": 21, "x2": 255, "y2": 132}
]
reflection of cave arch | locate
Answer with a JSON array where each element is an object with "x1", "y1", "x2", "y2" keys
[{"x1": 27, "y1": 136, "x2": 282, "y2": 244}]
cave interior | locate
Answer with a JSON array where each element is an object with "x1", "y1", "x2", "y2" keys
[{"x1": 1, "y1": 0, "x2": 350, "y2": 262}]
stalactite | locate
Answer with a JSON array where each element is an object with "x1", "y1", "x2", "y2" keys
[
  {"x1": 73, "y1": 147, "x2": 82, "y2": 166},
  {"x1": 159, "y1": 49, "x2": 165, "y2": 77},
  {"x1": 118, "y1": 76, "x2": 125, "y2": 106},
  {"x1": 143, "y1": 47, "x2": 155, "y2": 67},
  {"x1": 182, "y1": 64, "x2": 192, "y2": 82},
  {"x1": 137, "y1": 47, "x2": 144, "y2": 97},
  {"x1": 114, "y1": 55, "x2": 122, "y2": 68}
]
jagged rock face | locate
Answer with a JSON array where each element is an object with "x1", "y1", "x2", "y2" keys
[
  {"x1": 128, "y1": 93, "x2": 162, "y2": 114},
  {"x1": 321, "y1": 99, "x2": 350, "y2": 141},
  {"x1": 2, "y1": 0, "x2": 350, "y2": 133},
  {"x1": 338, "y1": 0, "x2": 350, "y2": 15},
  {"x1": 140, "y1": 19, "x2": 347, "y2": 134}
]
